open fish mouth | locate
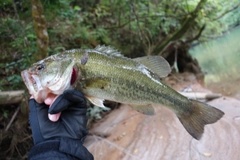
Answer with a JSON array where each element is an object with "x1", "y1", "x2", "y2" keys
[{"x1": 21, "y1": 70, "x2": 42, "y2": 95}]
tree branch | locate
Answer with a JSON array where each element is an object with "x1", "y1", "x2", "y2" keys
[
  {"x1": 185, "y1": 24, "x2": 206, "y2": 43},
  {"x1": 152, "y1": 0, "x2": 207, "y2": 54},
  {"x1": 130, "y1": 1, "x2": 144, "y2": 43},
  {"x1": 31, "y1": 0, "x2": 49, "y2": 60},
  {"x1": 0, "y1": 90, "x2": 25, "y2": 105},
  {"x1": 212, "y1": 2, "x2": 240, "y2": 21}
]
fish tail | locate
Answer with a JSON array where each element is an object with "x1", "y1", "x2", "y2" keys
[{"x1": 177, "y1": 99, "x2": 224, "y2": 140}]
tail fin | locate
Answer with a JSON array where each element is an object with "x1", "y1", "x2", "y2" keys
[{"x1": 178, "y1": 99, "x2": 224, "y2": 140}]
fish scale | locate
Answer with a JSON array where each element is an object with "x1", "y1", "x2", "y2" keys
[
  {"x1": 77, "y1": 52, "x2": 182, "y2": 109},
  {"x1": 79, "y1": 58, "x2": 159, "y2": 104}
]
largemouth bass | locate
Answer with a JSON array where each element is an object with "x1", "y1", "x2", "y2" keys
[{"x1": 21, "y1": 45, "x2": 224, "y2": 140}]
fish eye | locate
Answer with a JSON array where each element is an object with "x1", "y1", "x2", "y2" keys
[{"x1": 36, "y1": 64, "x2": 45, "y2": 71}]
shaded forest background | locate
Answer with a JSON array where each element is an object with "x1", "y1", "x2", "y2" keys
[
  {"x1": 0, "y1": 0, "x2": 240, "y2": 159},
  {"x1": 1, "y1": 0, "x2": 240, "y2": 91}
]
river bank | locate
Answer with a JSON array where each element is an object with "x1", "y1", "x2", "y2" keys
[{"x1": 190, "y1": 26, "x2": 240, "y2": 101}]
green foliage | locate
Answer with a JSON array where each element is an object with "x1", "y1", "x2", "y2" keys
[
  {"x1": 193, "y1": 0, "x2": 240, "y2": 38},
  {"x1": 0, "y1": 0, "x2": 12, "y2": 8},
  {"x1": 220, "y1": 4, "x2": 240, "y2": 28},
  {"x1": 0, "y1": 17, "x2": 35, "y2": 90},
  {"x1": 1, "y1": 108, "x2": 8, "y2": 118},
  {"x1": 0, "y1": 0, "x2": 239, "y2": 90}
]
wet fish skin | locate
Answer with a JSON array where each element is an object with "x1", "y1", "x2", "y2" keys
[{"x1": 21, "y1": 46, "x2": 224, "y2": 140}]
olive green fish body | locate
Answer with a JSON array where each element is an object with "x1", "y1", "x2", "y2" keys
[
  {"x1": 21, "y1": 46, "x2": 224, "y2": 140},
  {"x1": 63, "y1": 49, "x2": 182, "y2": 110}
]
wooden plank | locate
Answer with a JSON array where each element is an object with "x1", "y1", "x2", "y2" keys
[
  {"x1": 179, "y1": 92, "x2": 222, "y2": 100},
  {"x1": 0, "y1": 90, "x2": 25, "y2": 105}
]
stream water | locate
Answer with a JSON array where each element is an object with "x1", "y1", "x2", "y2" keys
[{"x1": 189, "y1": 26, "x2": 240, "y2": 99}]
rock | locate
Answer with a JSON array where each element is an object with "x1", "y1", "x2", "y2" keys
[
  {"x1": 83, "y1": 74, "x2": 240, "y2": 160},
  {"x1": 84, "y1": 95, "x2": 240, "y2": 160}
]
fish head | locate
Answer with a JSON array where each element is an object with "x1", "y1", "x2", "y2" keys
[{"x1": 21, "y1": 55, "x2": 78, "y2": 103}]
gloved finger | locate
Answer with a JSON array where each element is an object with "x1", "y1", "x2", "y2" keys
[
  {"x1": 48, "y1": 94, "x2": 69, "y2": 114},
  {"x1": 28, "y1": 99, "x2": 47, "y2": 144},
  {"x1": 48, "y1": 90, "x2": 86, "y2": 114},
  {"x1": 63, "y1": 90, "x2": 86, "y2": 105},
  {"x1": 48, "y1": 112, "x2": 62, "y2": 122},
  {"x1": 42, "y1": 94, "x2": 62, "y2": 121}
]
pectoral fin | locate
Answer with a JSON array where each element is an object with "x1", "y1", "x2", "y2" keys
[
  {"x1": 134, "y1": 56, "x2": 171, "y2": 78},
  {"x1": 130, "y1": 104, "x2": 155, "y2": 115},
  {"x1": 86, "y1": 96, "x2": 106, "y2": 108}
]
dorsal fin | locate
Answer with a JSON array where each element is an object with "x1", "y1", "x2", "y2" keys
[
  {"x1": 94, "y1": 45, "x2": 124, "y2": 57},
  {"x1": 134, "y1": 56, "x2": 171, "y2": 78}
]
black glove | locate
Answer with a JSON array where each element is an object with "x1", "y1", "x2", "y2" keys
[
  {"x1": 28, "y1": 90, "x2": 94, "y2": 160},
  {"x1": 28, "y1": 90, "x2": 88, "y2": 144}
]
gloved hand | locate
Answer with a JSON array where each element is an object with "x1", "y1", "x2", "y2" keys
[{"x1": 28, "y1": 90, "x2": 88, "y2": 145}]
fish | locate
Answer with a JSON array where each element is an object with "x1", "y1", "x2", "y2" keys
[{"x1": 21, "y1": 45, "x2": 224, "y2": 140}]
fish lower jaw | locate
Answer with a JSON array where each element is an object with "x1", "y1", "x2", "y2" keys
[
  {"x1": 21, "y1": 71, "x2": 41, "y2": 97},
  {"x1": 31, "y1": 83, "x2": 38, "y2": 93},
  {"x1": 28, "y1": 76, "x2": 36, "y2": 92},
  {"x1": 26, "y1": 81, "x2": 40, "y2": 99}
]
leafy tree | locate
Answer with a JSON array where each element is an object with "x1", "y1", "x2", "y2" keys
[{"x1": 0, "y1": 0, "x2": 240, "y2": 90}]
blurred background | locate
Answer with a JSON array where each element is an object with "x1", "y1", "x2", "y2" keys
[{"x1": 0, "y1": 0, "x2": 240, "y2": 159}]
